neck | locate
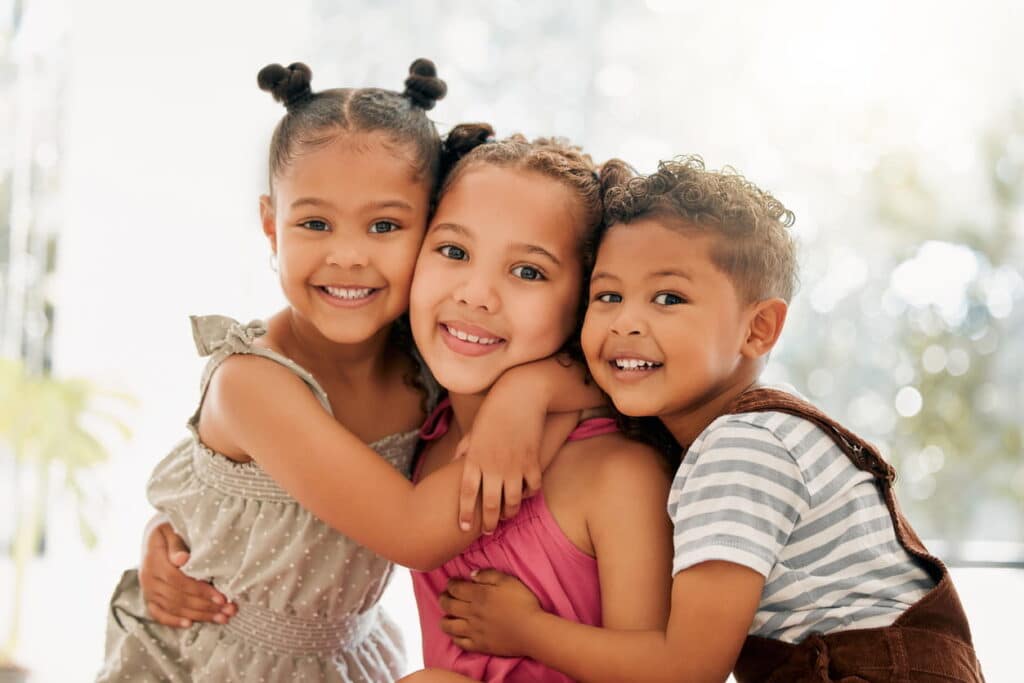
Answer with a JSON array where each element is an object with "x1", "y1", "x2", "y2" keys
[
  {"x1": 445, "y1": 390, "x2": 489, "y2": 446},
  {"x1": 276, "y1": 307, "x2": 396, "y2": 385},
  {"x1": 660, "y1": 362, "x2": 763, "y2": 451}
]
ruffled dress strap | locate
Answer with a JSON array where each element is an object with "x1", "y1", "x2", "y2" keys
[{"x1": 187, "y1": 314, "x2": 334, "y2": 425}]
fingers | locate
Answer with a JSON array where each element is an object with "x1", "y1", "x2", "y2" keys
[
  {"x1": 143, "y1": 550, "x2": 228, "y2": 607},
  {"x1": 470, "y1": 569, "x2": 506, "y2": 586},
  {"x1": 451, "y1": 635, "x2": 480, "y2": 652},
  {"x1": 146, "y1": 600, "x2": 193, "y2": 629},
  {"x1": 523, "y1": 462, "x2": 542, "y2": 499},
  {"x1": 453, "y1": 435, "x2": 471, "y2": 460},
  {"x1": 444, "y1": 578, "x2": 479, "y2": 602},
  {"x1": 481, "y1": 475, "x2": 502, "y2": 534},
  {"x1": 458, "y1": 461, "x2": 482, "y2": 532},
  {"x1": 144, "y1": 579, "x2": 230, "y2": 624},
  {"x1": 500, "y1": 477, "x2": 523, "y2": 520},
  {"x1": 159, "y1": 525, "x2": 191, "y2": 567},
  {"x1": 439, "y1": 615, "x2": 469, "y2": 638},
  {"x1": 439, "y1": 591, "x2": 470, "y2": 618}
]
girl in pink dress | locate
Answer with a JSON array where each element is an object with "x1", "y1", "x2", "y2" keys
[{"x1": 397, "y1": 127, "x2": 676, "y2": 682}]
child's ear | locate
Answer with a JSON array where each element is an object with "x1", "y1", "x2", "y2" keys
[
  {"x1": 741, "y1": 298, "x2": 787, "y2": 359},
  {"x1": 259, "y1": 194, "x2": 277, "y2": 252}
]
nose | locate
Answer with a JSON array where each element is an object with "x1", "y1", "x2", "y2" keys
[
  {"x1": 609, "y1": 303, "x2": 646, "y2": 336},
  {"x1": 453, "y1": 269, "x2": 500, "y2": 313},
  {"x1": 325, "y1": 236, "x2": 369, "y2": 269}
]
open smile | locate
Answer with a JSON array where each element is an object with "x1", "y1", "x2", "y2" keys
[
  {"x1": 314, "y1": 284, "x2": 383, "y2": 308},
  {"x1": 439, "y1": 322, "x2": 506, "y2": 357},
  {"x1": 607, "y1": 356, "x2": 664, "y2": 382}
]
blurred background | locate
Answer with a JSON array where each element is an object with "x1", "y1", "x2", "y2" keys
[{"x1": 1, "y1": 0, "x2": 1021, "y2": 680}]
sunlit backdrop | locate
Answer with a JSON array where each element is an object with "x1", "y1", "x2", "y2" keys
[{"x1": 2, "y1": 0, "x2": 1021, "y2": 680}]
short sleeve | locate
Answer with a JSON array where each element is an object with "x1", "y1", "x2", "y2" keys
[{"x1": 669, "y1": 419, "x2": 810, "y2": 577}]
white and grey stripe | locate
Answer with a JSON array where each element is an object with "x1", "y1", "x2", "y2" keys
[{"x1": 668, "y1": 410, "x2": 934, "y2": 643}]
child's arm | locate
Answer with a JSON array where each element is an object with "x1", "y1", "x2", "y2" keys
[
  {"x1": 138, "y1": 517, "x2": 234, "y2": 627},
  {"x1": 442, "y1": 439, "x2": 676, "y2": 663},
  {"x1": 443, "y1": 561, "x2": 763, "y2": 683},
  {"x1": 457, "y1": 356, "x2": 605, "y2": 532},
  {"x1": 441, "y1": 422, "x2": 799, "y2": 681},
  {"x1": 207, "y1": 354, "x2": 534, "y2": 571},
  {"x1": 587, "y1": 441, "x2": 673, "y2": 629}
]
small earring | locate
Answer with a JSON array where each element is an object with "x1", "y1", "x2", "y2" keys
[{"x1": 269, "y1": 253, "x2": 278, "y2": 272}]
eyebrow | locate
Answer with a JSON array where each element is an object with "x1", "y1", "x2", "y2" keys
[
  {"x1": 650, "y1": 269, "x2": 693, "y2": 281},
  {"x1": 589, "y1": 271, "x2": 619, "y2": 284},
  {"x1": 512, "y1": 242, "x2": 561, "y2": 267},
  {"x1": 290, "y1": 197, "x2": 414, "y2": 212},
  {"x1": 589, "y1": 269, "x2": 693, "y2": 284}
]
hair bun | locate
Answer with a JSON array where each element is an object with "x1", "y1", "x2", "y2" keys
[
  {"x1": 258, "y1": 62, "x2": 314, "y2": 110},
  {"x1": 403, "y1": 58, "x2": 447, "y2": 110},
  {"x1": 440, "y1": 122, "x2": 495, "y2": 176}
]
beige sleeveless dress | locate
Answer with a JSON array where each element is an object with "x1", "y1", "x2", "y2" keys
[{"x1": 98, "y1": 315, "x2": 428, "y2": 682}]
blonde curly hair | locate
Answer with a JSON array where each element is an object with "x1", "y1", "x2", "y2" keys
[{"x1": 597, "y1": 155, "x2": 798, "y2": 303}]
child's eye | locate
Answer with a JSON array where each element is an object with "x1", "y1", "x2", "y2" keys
[
  {"x1": 438, "y1": 244, "x2": 468, "y2": 261},
  {"x1": 594, "y1": 292, "x2": 622, "y2": 303},
  {"x1": 369, "y1": 220, "x2": 400, "y2": 234},
  {"x1": 300, "y1": 219, "x2": 330, "y2": 232},
  {"x1": 511, "y1": 265, "x2": 545, "y2": 281},
  {"x1": 653, "y1": 292, "x2": 686, "y2": 305}
]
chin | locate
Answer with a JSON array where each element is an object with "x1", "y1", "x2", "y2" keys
[
  {"x1": 431, "y1": 367, "x2": 498, "y2": 396},
  {"x1": 606, "y1": 391, "x2": 665, "y2": 419}
]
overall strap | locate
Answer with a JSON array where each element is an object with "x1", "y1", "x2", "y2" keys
[
  {"x1": 725, "y1": 387, "x2": 944, "y2": 562},
  {"x1": 729, "y1": 388, "x2": 982, "y2": 683},
  {"x1": 726, "y1": 387, "x2": 895, "y2": 485},
  {"x1": 188, "y1": 315, "x2": 334, "y2": 423}
]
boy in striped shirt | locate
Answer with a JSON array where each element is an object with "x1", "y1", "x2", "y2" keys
[{"x1": 438, "y1": 157, "x2": 983, "y2": 682}]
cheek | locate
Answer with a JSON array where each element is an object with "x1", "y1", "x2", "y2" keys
[
  {"x1": 581, "y1": 313, "x2": 601, "y2": 361},
  {"x1": 521, "y1": 286, "x2": 578, "y2": 349}
]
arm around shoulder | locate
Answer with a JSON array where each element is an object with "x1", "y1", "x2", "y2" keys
[
  {"x1": 588, "y1": 440, "x2": 674, "y2": 630},
  {"x1": 205, "y1": 354, "x2": 478, "y2": 570}
]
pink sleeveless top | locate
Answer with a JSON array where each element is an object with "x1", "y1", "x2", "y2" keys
[{"x1": 412, "y1": 398, "x2": 618, "y2": 682}]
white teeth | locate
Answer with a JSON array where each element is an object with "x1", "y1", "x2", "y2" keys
[
  {"x1": 445, "y1": 324, "x2": 500, "y2": 345},
  {"x1": 324, "y1": 286, "x2": 373, "y2": 300},
  {"x1": 614, "y1": 358, "x2": 660, "y2": 370}
]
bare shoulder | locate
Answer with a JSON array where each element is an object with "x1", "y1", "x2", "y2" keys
[
  {"x1": 578, "y1": 433, "x2": 672, "y2": 500},
  {"x1": 199, "y1": 353, "x2": 318, "y2": 458}
]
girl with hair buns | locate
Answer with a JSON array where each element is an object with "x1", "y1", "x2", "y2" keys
[
  {"x1": 97, "y1": 61, "x2": 595, "y2": 683},
  {"x1": 128, "y1": 118, "x2": 677, "y2": 683}
]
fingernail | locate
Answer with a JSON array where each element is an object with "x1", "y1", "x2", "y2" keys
[
  {"x1": 470, "y1": 569, "x2": 479, "y2": 578},
  {"x1": 214, "y1": 614, "x2": 227, "y2": 624},
  {"x1": 212, "y1": 595, "x2": 224, "y2": 605},
  {"x1": 460, "y1": 521, "x2": 470, "y2": 531},
  {"x1": 180, "y1": 619, "x2": 191, "y2": 628}
]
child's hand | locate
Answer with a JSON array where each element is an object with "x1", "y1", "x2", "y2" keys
[
  {"x1": 439, "y1": 569, "x2": 542, "y2": 657},
  {"x1": 138, "y1": 522, "x2": 236, "y2": 628},
  {"x1": 456, "y1": 392, "x2": 545, "y2": 534}
]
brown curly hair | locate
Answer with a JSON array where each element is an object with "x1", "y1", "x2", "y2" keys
[
  {"x1": 439, "y1": 124, "x2": 602, "y2": 234},
  {"x1": 597, "y1": 155, "x2": 798, "y2": 303}
]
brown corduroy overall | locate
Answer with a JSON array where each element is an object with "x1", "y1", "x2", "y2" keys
[{"x1": 725, "y1": 388, "x2": 985, "y2": 683}]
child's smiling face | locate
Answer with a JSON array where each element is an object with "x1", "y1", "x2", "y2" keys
[
  {"x1": 410, "y1": 165, "x2": 584, "y2": 395},
  {"x1": 582, "y1": 217, "x2": 755, "y2": 419},
  {"x1": 261, "y1": 130, "x2": 430, "y2": 344}
]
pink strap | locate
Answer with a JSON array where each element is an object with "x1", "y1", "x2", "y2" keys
[
  {"x1": 566, "y1": 416, "x2": 618, "y2": 441},
  {"x1": 419, "y1": 397, "x2": 453, "y2": 441}
]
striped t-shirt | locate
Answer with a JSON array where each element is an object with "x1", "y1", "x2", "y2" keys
[{"x1": 668, "y1": 409, "x2": 935, "y2": 643}]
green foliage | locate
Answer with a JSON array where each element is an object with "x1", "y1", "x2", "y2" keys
[
  {"x1": 774, "y1": 104, "x2": 1024, "y2": 547},
  {"x1": 0, "y1": 358, "x2": 134, "y2": 663}
]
